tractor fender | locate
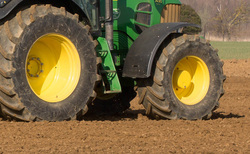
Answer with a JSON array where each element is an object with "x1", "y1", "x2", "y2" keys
[
  {"x1": 0, "y1": 0, "x2": 22, "y2": 20},
  {"x1": 122, "y1": 22, "x2": 200, "y2": 78},
  {"x1": 0, "y1": 0, "x2": 88, "y2": 20}
]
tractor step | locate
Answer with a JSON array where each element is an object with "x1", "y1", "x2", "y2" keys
[{"x1": 96, "y1": 37, "x2": 122, "y2": 94}]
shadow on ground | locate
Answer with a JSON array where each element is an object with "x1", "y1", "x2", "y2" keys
[
  {"x1": 210, "y1": 112, "x2": 245, "y2": 120},
  {"x1": 82, "y1": 108, "x2": 146, "y2": 121},
  {"x1": 0, "y1": 109, "x2": 245, "y2": 122},
  {"x1": 83, "y1": 110, "x2": 246, "y2": 121}
]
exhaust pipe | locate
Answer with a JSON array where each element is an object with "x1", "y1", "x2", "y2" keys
[{"x1": 105, "y1": 0, "x2": 113, "y2": 50}]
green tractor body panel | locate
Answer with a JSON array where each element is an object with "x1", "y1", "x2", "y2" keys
[
  {"x1": 97, "y1": 0, "x2": 182, "y2": 92},
  {"x1": 100, "y1": 0, "x2": 181, "y2": 41}
]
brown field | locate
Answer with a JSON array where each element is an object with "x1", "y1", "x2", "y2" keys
[{"x1": 0, "y1": 59, "x2": 249, "y2": 153}]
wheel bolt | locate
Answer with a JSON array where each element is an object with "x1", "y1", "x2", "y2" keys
[{"x1": 27, "y1": 69, "x2": 30, "y2": 72}]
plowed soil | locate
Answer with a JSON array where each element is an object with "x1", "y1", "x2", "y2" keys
[{"x1": 0, "y1": 59, "x2": 249, "y2": 153}]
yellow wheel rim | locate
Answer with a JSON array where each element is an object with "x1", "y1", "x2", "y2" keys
[
  {"x1": 26, "y1": 34, "x2": 81, "y2": 103},
  {"x1": 172, "y1": 56, "x2": 210, "y2": 105}
]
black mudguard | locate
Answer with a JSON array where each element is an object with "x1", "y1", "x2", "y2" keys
[
  {"x1": 122, "y1": 22, "x2": 200, "y2": 78},
  {"x1": 0, "y1": 0, "x2": 22, "y2": 20}
]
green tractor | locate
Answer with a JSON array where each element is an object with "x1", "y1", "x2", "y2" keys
[{"x1": 0, "y1": 0, "x2": 225, "y2": 121}]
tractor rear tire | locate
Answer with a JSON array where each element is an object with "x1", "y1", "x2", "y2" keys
[
  {"x1": 0, "y1": 5, "x2": 99, "y2": 121},
  {"x1": 138, "y1": 35, "x2": 225, "y2": 120}
]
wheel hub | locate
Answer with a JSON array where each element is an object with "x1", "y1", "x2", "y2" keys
[{"x1": 27, "y1": 57, "x2": 43, "y2": 77}]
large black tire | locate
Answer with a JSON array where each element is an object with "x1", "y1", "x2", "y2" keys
[
  {"x1": 138, "y1": 35, "x2": 225, "y2": 120},
  {"x1": 0, "y1": 5, "x2": 100, "y2": 121}
]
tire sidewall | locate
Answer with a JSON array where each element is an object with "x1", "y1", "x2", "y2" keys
[
  {"x1": 12, "y1": 14, "x2": 97, "y2": 121},
  {"x1": 163, "y1": 40, "x2": 223, "y2": 119}
]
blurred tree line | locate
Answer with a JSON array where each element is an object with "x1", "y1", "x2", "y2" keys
[
  {"x1": 180, "y1": 4, "x2": 201, "y2": 34},
  {"x1": 180, "y1": 0, "x2": 250, "y2": 41}
]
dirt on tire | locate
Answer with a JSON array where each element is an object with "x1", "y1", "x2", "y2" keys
[{"x1": 0, "y1": 59, "x2": 249, "y2": 153}]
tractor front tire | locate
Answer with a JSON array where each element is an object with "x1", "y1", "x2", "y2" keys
[
  {"x1": 0, "y1": 5, "x2": 99, "y2": 121},
  {"x1": 138, "y1": 35, "x2": 225, "y2": 120}
]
